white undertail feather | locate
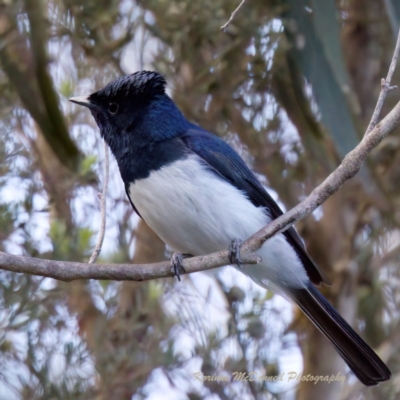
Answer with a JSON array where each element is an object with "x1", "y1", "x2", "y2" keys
[{"x1": 129, "y1": 155, "x2": 308, "y2": 289}]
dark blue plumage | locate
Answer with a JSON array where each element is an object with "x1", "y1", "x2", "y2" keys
[{"x1": 70, "y1": 70, "x2": 390, "y2": 386}]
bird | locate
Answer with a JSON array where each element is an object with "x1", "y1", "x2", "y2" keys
[{"x1": 70, "y1": 70, "x2": 390, "y2": 386}]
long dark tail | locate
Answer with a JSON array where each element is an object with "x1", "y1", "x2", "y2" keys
[{"x1": 286, "y1": 282, "x2": 391, "y2": 386}]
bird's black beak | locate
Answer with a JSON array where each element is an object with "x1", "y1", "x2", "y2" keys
[{"x1": 69, "y1": 95, "x2": 93, "y2": 109}]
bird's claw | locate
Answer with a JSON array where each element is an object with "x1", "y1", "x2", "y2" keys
[
  {"x1": 229, "y1": 238, "x2": 244, "y2": 269},
  {"x1": 171, "y1": 252, "x2": 186, "y2": 281}
]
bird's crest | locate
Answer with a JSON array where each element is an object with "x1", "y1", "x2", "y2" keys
[{"x1": 99, "y1": 71, "x2": 167, "y2": 99}]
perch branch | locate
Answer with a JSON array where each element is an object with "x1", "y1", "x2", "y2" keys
[
  {"x1": 88, "y1": 141, "x2": 110, "y2": 263},
  {"x1": 366, "y1": 28, "x2": 400, "y2": 134},
  {"x1": 220, "y1": 0, "x2": 246, "y2": 31}
]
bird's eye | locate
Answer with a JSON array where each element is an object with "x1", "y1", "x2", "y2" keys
[{"x1": 108, "y1": 102, "x2": 119, "y2": 115}]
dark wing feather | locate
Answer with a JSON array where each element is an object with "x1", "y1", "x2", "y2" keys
[
  {"x1": 182, "y1": 127, "x2": 330, "y2": 286},
  {"x1": 124, "y1": 181, "x2": 142, "y2": 219}
]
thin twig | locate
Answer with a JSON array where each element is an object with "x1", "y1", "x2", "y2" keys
[
  {"x1": 241, "y1": 101, "x2": 400, "y2": 256},
  {"x1": 366, "y1": 28, "x2": 400, "y2": 134},
  {"x1": 88, "y1": 141, "x2": 109, "y2": 263},
  {"x1": 220, "y1": 0, "x2": 246, "y2": 32}
]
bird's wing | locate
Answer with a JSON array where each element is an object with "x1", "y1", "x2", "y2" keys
[{"x1": 181, "y1": 127, "x2": 330, "y2": 286}]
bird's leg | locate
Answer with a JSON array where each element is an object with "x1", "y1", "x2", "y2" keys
[
  {"x1": 171, "y1": 253, "x2": 191, "y2": 281},
  {"x1": 229, "y1": 238, "x2": 244, "y2": 268}
]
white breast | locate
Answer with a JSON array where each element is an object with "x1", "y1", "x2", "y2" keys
[{"x1": 129, "y1": 155, "x2": 308, "y2": 288}]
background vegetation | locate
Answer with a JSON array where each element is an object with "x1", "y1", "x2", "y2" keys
[{"x1": 0, "y1": 0, "x2": 399, "y2": 399}]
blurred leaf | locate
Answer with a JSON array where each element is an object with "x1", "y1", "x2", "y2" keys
[
  {"x1": 49, "y1": 220, "x2": 70, "y2": 259},
  {"x1": 76, "y1": 227, "x2": 93, "y2": 256},
  {"x1": 387, "y1": 0, "x2": 400, "y2": 36},
  {"x1": 59, "y1": 79, "x2": 75, "y2": 98},
  {"x1": 281, "y1": 0, "x2": 361, "y2": 156},
  {"x1": 247, "y1": 319, "x2": 265, "y2": 339},
  {"x1": 77, "y1": 154, "x2": 98, "y2": 186}
]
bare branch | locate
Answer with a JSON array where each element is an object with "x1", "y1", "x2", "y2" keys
[
  {"x1": 0, "y1": 5, "x2": 81, "y2": 171},
  {"x1": 89, "y1": 141, "x2": 110, "y2": 264},
  {"x1": 366, "y1": 28, "x2": 400, "y2": 134},
  {"x1": 220, "y1": 0, "x2": 246, "y2": 32},
  {"x1": 241, "y1": 100, "x2": 400, "y2": 256},
  {"x1": 0, "y1": 250, "x2": 260, "y2": 282},
  {"x1": 25, "y1": 0, "x2": 81, "y2": 170}
]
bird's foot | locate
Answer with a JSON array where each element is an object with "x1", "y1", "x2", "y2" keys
[
  {"x1": 171, "y1": 252, "x2": 187, "y2": 282},
  {"x1": 229, "y1": 238, "x2": 244, "y2": 269}
]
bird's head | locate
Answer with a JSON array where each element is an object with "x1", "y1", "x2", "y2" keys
[{"x1": 70, "y1": 71, "x2": 188, "y2": 152}]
